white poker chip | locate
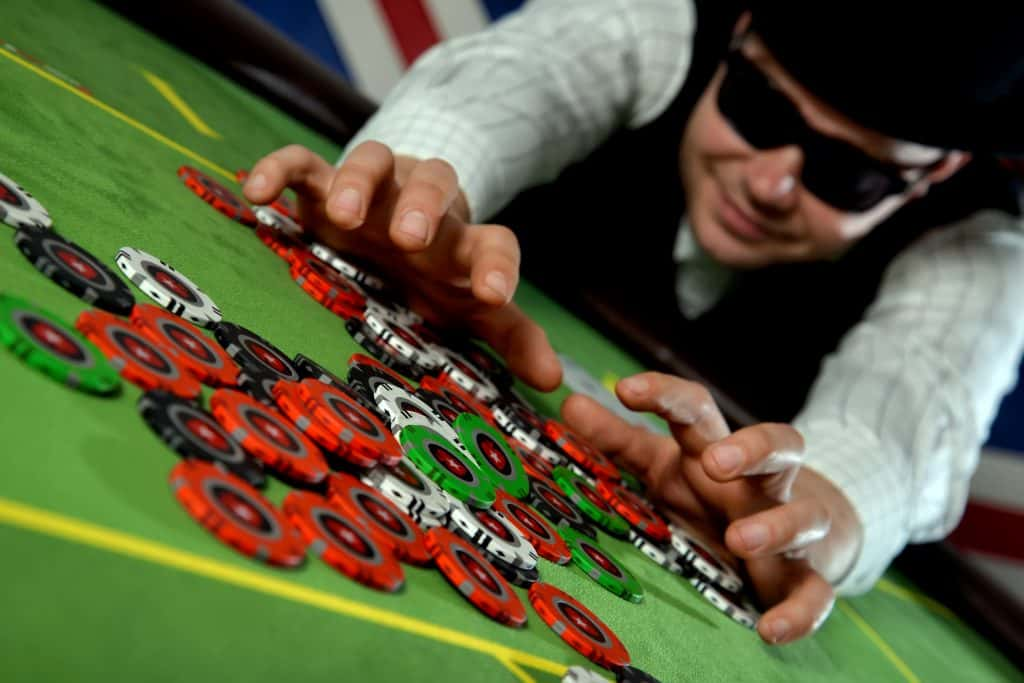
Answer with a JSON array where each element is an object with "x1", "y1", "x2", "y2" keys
[
  {"x1": 115, "y1": 247, "x2": 222, "y2": 327},
  {"x1": 0, "y1": 171, "x2": 52, "y2": 229},
  {"x1": 689, "y1": 577, "x2": 760, "y2": 629},
  {"x1": 365, "y1": 296, "x2": 422, "y2": 326},
  {"x1": 360, "y1": 458, "x2": 450, "y2": 520},
  {"x1": 669, "y1": 523, "x2": 744, "y2": 593},
  {"x1": 363, "y1": 306, "x2": 445, "y2": 372},
  {"x1": 311, "y1": 243, "x2": 386, "y2": 291},
  {"x1": 415, "y1": 509, "x2": 448, "y2": 531},
  {"x1": 434, "y1": 345, "x2": 500, "y2": 404},
  {"x1": 446, "y1": 495, "x2": 538, "y2": 570},
  {"x1": 372, "y1": 380, "x2": 465, "y2": 449},
  {"x1": 628, "y1": 529, "x2": 683, "y2": 576},
  {"x1": 562, "y1": 666, "x2": 609, "y2": 683},
  {"x1": 254, "y1": 205, "x2": 303, "y2": 237}
]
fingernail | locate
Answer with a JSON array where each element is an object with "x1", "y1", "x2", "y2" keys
[
  {"x1": 770, "y1": 618, "x2": 791, "y2": 644},
  {"x1": 712, "y1": 445, "x2": 743, "y2": 474},
  {"x1": 398, "y1": 210, "x2": 428, "y2": 243},
  {"x1": 484, "y1": 271, "x2": 510, "y2": 302},
  {"x1": 247, "y1": 173, "x2": 267, "y2": 191},
  {"x1": 619, "y1": 376, "x2": 649, "y2": 396},
  {"x1": 334, "y1": 187, "x2": 361, "y2": 216},
  {"x1": 738, "y1": 523, "x2": 768, "y2": 551}
]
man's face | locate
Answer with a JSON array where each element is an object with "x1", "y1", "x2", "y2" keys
[{"x1": 681, "y1": 30, "x2": 964, "y2": 268}]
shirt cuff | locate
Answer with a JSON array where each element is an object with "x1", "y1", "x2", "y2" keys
[
  {"x1": 339, "y1": 103, "x2": 504, "y2": 222},
  {"x1": 794, "y1": 416, "x2": 912, "y2": 595}
]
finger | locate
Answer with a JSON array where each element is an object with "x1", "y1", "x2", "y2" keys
[
  {"x1": 327, "y1": 140, "x2": 395, "y2": 229},
  {"x1": 560, "y1": 393, "x2": 654, "y2": 466},
  {"x1": 725, "y1": 498, "x2": 831, "y2": 559},
  {"x1": 616, "y1": 372, "x2": 730, "y2": 451},
  {"x1": 389, "y1": 158, "x2": 461, "y2": 250},
  {"x1": 756, "y1": 566, "x2": 835, "y2": 645},
  {"x1": 469, "y1": 302, "x2": 562, "y2": 391},
  {"x1": 703, "y1": 423, "x2": 804, "y2": 482},
  {"x1": 244, "y1": 144, "x2": 335, "y2": 204},
  {"x1": 458, "y1": 224, "x2": 521, "y2": 306}
]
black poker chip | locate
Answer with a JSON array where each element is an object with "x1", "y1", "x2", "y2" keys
[
  {"x1": 237, "y1": 368, "x2": 280, "y2": 406},
  {"x1": 345, "y1": 353, "x2": 416, "y2": 408},
  {"x1": 527, "y1": 476, "x2": 597, "y2": 539},
  {"x1": 617, "y1": 665, "x2": 664, "y2": 682},
  {"x1": 214, "y1": 322, "x2": 300, "y2": 383},
  {"x1": 414, "y1": 388, "x2": 464, "y2": 426},
  {"x1": 344, "y1": 317, "x2": 424, "y2": 380},
  {"x1": 293, "y1": 353, "x2": 347, "y2": 390},
  {"x1": 138, "y1": 389, "x2": 266, "y2": 488},
  {"x1": 14, "y1": 227, "x2": 135, "y2": 315}
]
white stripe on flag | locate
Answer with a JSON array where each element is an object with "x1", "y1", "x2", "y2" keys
[
  {"x1": 316, "y1": 0, "x2": 405, "y2": 102},
  {"x1": 425, "y1": 0, "x2": 489, "y2": 41},
  {"x1": 970, "y1": 447, "x2": 1024, "y2": 510}
]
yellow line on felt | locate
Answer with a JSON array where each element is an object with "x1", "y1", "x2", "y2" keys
[
  {"x1": 875, "y1": 578, "x2": 958, "y2": 622},
  {"x1": 601, "y1": 372, "x2": 620, "y2": 395},
  {"x1": 0, "y1": 48, "x2": 236, "y2": 182},
  {"x1": 0, "y1": 497, "x2": 568, "y2": 678},
  {"x1": 837, "y1": 600, "x2": 920, "y2": 683},
  {"x1": 497, "y1": 655, "x2": 538, "y2": 683},
  {"x1": 139, "y1": 68, "x2": 222, "y2": 139}
]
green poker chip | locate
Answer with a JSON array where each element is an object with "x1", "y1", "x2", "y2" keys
[
  {"x1": 551, "y1": 466, "x2": 629, "y2": 537},
  {"x1": 617, "y1": 468, "x2": 645, "y2": 495},
  {"x1": 454, "y1": 413, "x2": 530, "y2": 500},
  {"x1": 398, "y1": 424, "x2": 496, "y2": 508},
  {"x1": 559, "y1": 526, "x2": 644, "y2": 604},
  {"x1": 0, "y1": 294, "x2": 121, "y2": 395}
]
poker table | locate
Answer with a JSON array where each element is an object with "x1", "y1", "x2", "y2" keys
[{"x1": 1, "y1": 2, "x2": 1021, "y2": 682}]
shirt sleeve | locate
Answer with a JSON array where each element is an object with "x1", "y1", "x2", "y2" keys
[
  {"x1": 794, "y1": 209, "x2": 1024, "y2": 595},
  {"x1": 339, "y1": 0, "x2": 697, "y2": 222}
]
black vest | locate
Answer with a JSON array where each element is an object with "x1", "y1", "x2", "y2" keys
[{"x1": 495, "y1": 2, "x2": 1020, "y2": 422}]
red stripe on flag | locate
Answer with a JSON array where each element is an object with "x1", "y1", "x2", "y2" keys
[
  {"x1": 376, "y1": 0, "x2": 442, "y2": 67},
  {"x1": 948, "y1": 500, "x2": 1024, "y2": 563}
]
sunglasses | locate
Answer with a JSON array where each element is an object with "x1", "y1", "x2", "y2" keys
[{"x1": 716, "y1": 44, "x2": 935, "y2": 213}]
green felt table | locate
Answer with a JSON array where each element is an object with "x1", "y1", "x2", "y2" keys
[{"x1": 0, "y1": 2, "x2": 1021, "y2": 682}]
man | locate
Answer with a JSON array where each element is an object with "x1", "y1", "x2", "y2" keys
[{"x1": 242, "y1": 0, "x2": 1024, "y2": 645}]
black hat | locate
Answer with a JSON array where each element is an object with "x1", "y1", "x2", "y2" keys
[{"x1": 748, "y1": 3, "x2": 1024, "y2": 156}]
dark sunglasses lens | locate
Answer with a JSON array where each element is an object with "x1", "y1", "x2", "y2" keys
[
  {"x1": 802, "y1": 139, "x2": 902, "y2": 212},
  {"x1": 717, "y1": 54, "x2": 798, "y2": 149}
]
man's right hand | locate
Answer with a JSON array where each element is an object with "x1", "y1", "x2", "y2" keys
[{"x1": 243, "y1": 141, "x2": 561, "y2": 391}]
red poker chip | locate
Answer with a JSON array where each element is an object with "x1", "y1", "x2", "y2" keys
[
  {"x1": 209, "y1": 388, "x2": 329, "y2": 485},
  {"x1": 425, "y1": 527, "x2": 527, "y2": 628},
  {"x1": 509, "y1": 437, "x2": 556, "y2": 481},
  {"x1": 272, "y1": 379, "x2": 367, "y2": 462},
  {"x1": 543, "y1": 419, "x2": 620, "y2": 482},
  {"x1": 169, "y1": 460, "x2": 307, "y2": 567},
  {"x1": 289, "y1": 252, "x2": 366, "y2": 314},
  {"x1": 595, "y1": 480, "x2": 670, "y2": 543},
  {"x1": 491, "y1": 490, "x2": 571, "y2": 565},
  {"x1": 76, "y1": 309, "x2": 201, "y2": 400},
  {"x1": 528, "y1": 582, "x2": 630, "y2": 670},
  {"x1": 327, "y1": 473, "x2": 431, "y2": 565},
  {"x1": 256, "y1": 224, "x2": 308, "y2": 263},
  {"x1": 130, "y1": 303, "x2": 239, "y2": 386},
  {"x1": 419, "y1": 376, "x2": 498, "y2": 428},
  {"x1": 283, "y1": 490, "x2": 405, "y2": 592},
  {"x1": 178, "y1": 165, "x2": 256, "y2": 227},
  {"x1": 298, "y1": 379, "x2": 402, "y2": 467}
]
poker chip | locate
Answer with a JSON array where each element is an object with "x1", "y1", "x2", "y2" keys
[
  {"x1": 283, "y1": 490, "x2": 404, "y2": 592},
  {"x1": 138, "y1": 390, "x2": 266, "y2": 488},
  {"x1": 115, "y1": 247, "x2": 222, "y2": 328},
  {"x1": 76, "y1": 309, "x2": 201, "y2": 399},
  {"x1": 346, "y1": 319, "x2": 424, "y2": 380},
  {"x1": 290, "y1": 252, "x2": 366, "y2": 316},
  {"x1": 130, "y1": 304, "x2": 239, "y2": 386},
  {"x1": 448, "y1": 524, "x2": 540, "y2": 588},
  {"x1": 270, "y1": 379, "x2": 354, "y2": 460},
  {"x1": 399, "y1": 425, "x2": 495, "y2": 508},
  {"x1": 169, "y1": 460, "x2": 307, "y2": 567},
  {"x1": 416, "y1": 510, "x2": 449, "y2": 531},
  {"x1": 364, "y1": 296, "x2": 422, "y2": 326},
  {"x1": 425, "y1": 527, "x2": 527, "y2": 628},
  {"x1": 0, "y1": 171, "x2": 52, "y2": 229},
  {"x1": 492, "y1": 400, "x2": 567, "y2": 465},
  {"x1": 361, "y1": 458, "x2": 451, "y2": 521},
  {"x1": 214, "y1": 322, "x2": 300, "y2": 383},
  {"x1": 310, "y1": 243, "x2": 387, "y2": 292},
  {"x1": 346, "y1": 353, "x2": 415, "y2": 401},
  {"x1": 552, "y1": 466, "x2": 630, "y2": 537},
  {"x1": 255, "y1": 204, "x2": 303, "y2": 237},
  {"x1": 616, "y1": 468, "x2": 645, "y2": 495},
  {"x1": 237, "y1": 368, "x2": 280, "y2": 406},
  {"x1": 527, "y1": 475, "x2": 597, "y2": 539},
  {"x1": 447, "y1": 495, "x2": 538, "y2": 569},
  {"x1": 327, "y1": 473, "x2": 432, "y2": 565},
  {"x1": 413, "y1": 388, "x2": 463, "y2": 426},
  {"x1": 457, "y1": 342, "x2": 514, "y2": 390},
  {"x1": 363, "y1": 302, "x2": 445, "y2": 372},
  {"x1": 528, "y1": 582, "x2": 630, "y2": 670},
  {"x1": 560, "y1": 527, "x2": 644, "y2": 604},
  {"x1": 669, "y1": 523, "x2": 744, "y2": 594},
  {"x1": 295, "y1": 352, "x2": 388, "y2": 423},
  {"x1": 178, "y1": 165, "x2": 256, "y2": 226},
  {"x1": 0, "y1": 295, "x2": 120, "y2": 395},
  {"x1": 373, "y1": 380, "x2": 464, "y2": 447},
  {"x1": 491, "y1": 490, "x2": 571, "y2": 565},
  {"x1": 628, "y1": 530, "x2": 683, "y2": 576},
  {"x1": 689, "y1": 577, "x2": 760, "y2": 629},
  {"x1": 14, "y1": 227, "x2": 134, "y2": 315},
  {"x1": 298, "y1": 378, "x2": 402, "y2": 467},
  {"x1": 256, "y1": 224, "x2": 307, "y2": 262},
  {"x1": 514, "y1": 437, "x2": 561, "y2": 480},
  {"x1": 435, "y1": 345, "x2": 500, "y2": 403},
  {"x1": 595, "y1": 480, "x2": 669, "y2": 542},
  {"x1": 544, "y1": 419, "x2": 621, "y2": 482},
  {"x1": 454, "y1": 413, "x2": 530, "y2": 499},
  {"x1": 563, "y1": 666, "x2": 609, "y2": 683},
  {"x1": 616, "y1": 665, "x2": 664, "y2": 682},
  {"x1": 419, "y1": 376, "x2": 498, "y2": 427},
  {"x1": 209, "y1": 388, "x2": 329, "y2": 486}
]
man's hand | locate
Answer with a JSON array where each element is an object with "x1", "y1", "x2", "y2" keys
[
  {"x1": 242, "y1": 142, "x2": 561, "y2": 391},
  {"x1": 560, "y1": 371, "x2": 863, "y2": 644}
]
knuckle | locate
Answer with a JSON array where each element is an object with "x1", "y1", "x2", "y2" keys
[{"x1": 423, "y1": 157, "x2": 458, "y2": 182}]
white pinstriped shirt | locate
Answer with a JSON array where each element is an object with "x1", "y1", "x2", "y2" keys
[{"x1": 340, "y1": 0, "x2": 1024, "y2": 594}]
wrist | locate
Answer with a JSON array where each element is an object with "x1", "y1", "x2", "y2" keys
[{"x1": 791, "y1": 467, "x2": 863, "y2": 586}]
